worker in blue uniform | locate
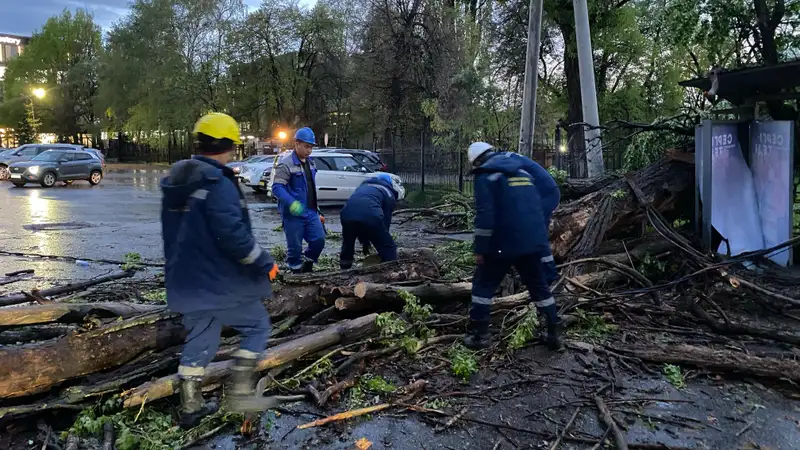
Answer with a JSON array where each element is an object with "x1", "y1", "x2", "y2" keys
[
  {"x1": 464, "y1": 142, "x2": 563, "y2": 350},
  {"x1": 468, "y1": 142, "x2": 560, "y2": 284},
  {"x1": 271, "y1": 127, "x2": 326, "y2": 273},
  {"x1": 161, "y1": 113, "x2": 280, "y2": 428},
  {"x1": 339, "y1": 173, "x2": 400, "y2": 269}
]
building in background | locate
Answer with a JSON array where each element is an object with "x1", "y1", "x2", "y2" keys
[
  {"x1": 0, "y1": 34, "x2": 29, "y2": 81},
  {"x1": 0, "y1": 34, "x2": 30, "y2": 147}
]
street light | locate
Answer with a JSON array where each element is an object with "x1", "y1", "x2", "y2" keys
[
  {"x1": 32, "y1": 88, "x2": 46, "y2": 99},
  {"x1": 277, "y1": 131, "x2": 287, "y2": 140}
]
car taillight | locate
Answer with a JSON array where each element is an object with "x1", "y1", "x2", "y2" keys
[{"x1": 380, "y1": 163, "x2": 388, "y2": 171}]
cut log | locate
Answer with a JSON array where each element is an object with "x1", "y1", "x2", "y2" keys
[
  {"x1": 614, "y1": 344, "x2": 800, "y2": 382},
  {"x1": 0, "y1": 271, "x2": 135, "y2": 307},
  {"x1": 0, "y1": 302, "x2": 165, "y2": 327},
  {"x1": 122, "y1": 313, "x2": 379, "y2": 408},
  {"x1": 550, "y1": 157, "x2": 693, "y2": 260},
  {"x1": 339, "y1": 282, "x2": 473, "y2": 311},
  {"x1": 267, "y1": 252, "x2": 441, "y2": 319},
  {"x1": 0, "y1": 312, "x2": 183, "y2": 398}
]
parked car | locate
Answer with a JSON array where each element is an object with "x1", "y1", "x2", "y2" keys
[
  {"x1": 239, "y1": 155, "x2": 275, "y2": 192},
  {"x1": 228, "y1": 155, "x2": 269, "y2": 174},
  {"x1": 314, "y1": 148, "x2": 388, "y2": 172},
  {"x1": 260, "y1": 151, "x2": 404, "y2": 203},
  {"x1": 7, "y1": 149, "x2": 104, "y2": 188},
  {"x1": 0, "y1": 143, "x2": 104, "y2": 180}
]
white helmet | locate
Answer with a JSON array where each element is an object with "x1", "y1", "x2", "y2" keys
[{"x1": 468, "y1": 142, "x2": 493, "y2": 164}]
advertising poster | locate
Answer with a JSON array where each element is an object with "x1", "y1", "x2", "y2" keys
[
  {"x1": 750, "y1": 121, "x2": 794, "y2": 266},
  {"x1": 711, "y1": 123, "x2": 765, "y2": 256}
]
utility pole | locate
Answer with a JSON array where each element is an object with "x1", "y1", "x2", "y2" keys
[
  {"x1": 573, "y1": 0, "x2": 604, "y2": 176},
  {"x1": 517, "y1": 0, "x2": 544, "y2": 159}
]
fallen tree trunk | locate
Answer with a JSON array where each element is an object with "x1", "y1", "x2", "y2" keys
[
  {"x1": 268, "y1": 252, "x2": 441, "y2": 319},
  {"x1": 614, "y1": 344, "x2": 800, "y2": 383},
  {"x1": 0, "y1": 271, "x2": 135, "y2": 307},
  {"x1": 122, "y1": 313, "x2": 379, "y2": 408},
  {"x1": 551, "y1": 156, "x2": 693, "y2": 261},
  {"x1": 338, "y1": 282, "x2": 472, "y2": 311},
  {"x1": 0, "y1": 302, "x2": 165, "y2": 327},
  {"x1": 0, "y1": 312, "x2": 183, "y2": 398}
]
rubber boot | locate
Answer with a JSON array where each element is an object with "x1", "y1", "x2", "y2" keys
[
  {"x1": 178, "y1": 378, "x2": 219, "y2": 429},
  {"x1": 301, "y1": 260, "x2": 314, "y2": 273},
  {"x1": 463, "y1": 319, "x2": 491, "y2": 350},
  {"x1": 226, "y1": 357, "x2": 280, "y2": 413},
  {"x1": 539, "y1": 319, "x2": 565, "y2": 352}
]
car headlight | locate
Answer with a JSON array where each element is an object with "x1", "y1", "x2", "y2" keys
[{"x1": 28, "y1": 166, "x2": 39, "y2": 175}]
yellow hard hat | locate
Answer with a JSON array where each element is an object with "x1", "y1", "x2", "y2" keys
[{"x1": 193, "y1": 112, "x2": 242, "y2": 144}]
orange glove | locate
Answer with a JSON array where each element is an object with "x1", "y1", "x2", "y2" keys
[
  {"x1": 268, "y1": 263, "x2": 279, "y2": 281},
  {"x1": 319, "y1": 214, "x2": 326, "y2": 224}
]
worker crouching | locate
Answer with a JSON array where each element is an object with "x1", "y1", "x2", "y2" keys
[
  {"x1": 339, "y1": 173, "x2": 400, "y2": 269},
  {"x1": 271, "y1": 127, "x2": 326, "y2": 273},
  {"x1": 465, "y1": 143, "x2": 564, "y2": 351},
  {"x1": 161, "y1": 113, "x2": 279, "y2": 428}
]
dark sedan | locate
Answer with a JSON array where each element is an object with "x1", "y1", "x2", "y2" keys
[{"x1": 8, "y1": 149, "x2": 104, "y2": 188}]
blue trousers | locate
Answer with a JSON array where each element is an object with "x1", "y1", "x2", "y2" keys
[
  {"x1": 340, "y1": 218, "x2": 397, "y2": 268},
  {"x1": 178, "y1": 301, "x2": 271, "y2": 379},
  {"x1": 470, "y1": 252, "x2": 558, "y2": 334},
  {"x1": 284, "y1": 211, "x2": 325, "y2": 270}
]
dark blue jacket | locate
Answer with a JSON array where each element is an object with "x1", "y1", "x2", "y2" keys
[
  {"x1": 340, "y1": 177, "x2": 397, "y2": 229},
  {"x1": 499, "y1": 152, "x2": 560, "y2": 220},
  {"x1": 271, "y1": 151, "x2": 318, "y2": 218},
  {"x1": 473, "y1": 153, "x2": 550, "y2": 258},
  {"x1": 161, "y1": 156, "x2": 274, "y2": 314}
]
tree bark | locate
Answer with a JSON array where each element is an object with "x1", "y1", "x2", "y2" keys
[
  {"x1": 551, "y1": 157, "x2": 693, "y2": 261},
  {"x1": 339, "y1": 282, "x2": 473, "y2": 311},
  {"x1": 0, "y1": 302, "x2": 165, "y2": 327},
  {"x1": 0, "y1": 312, "x2": 183, "y2": 399},
  {"x1": 614, "y1": 344, "x2": 800, "y2": 382},
  {"x1": 0, "y1": 325, "x2": 79, "y2": 345},
  {"x1": 122, "y1": 314, "x2": 379, "y2": 408}
]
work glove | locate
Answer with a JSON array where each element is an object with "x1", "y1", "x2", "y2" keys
[
  {"x1": 319, "y1": 213, "x2": 326, "y2": 224},
  {"x1": 268, "y1": 263, "x2": 279, "y2": 282},
  {"x1": 289, "y1": 201, "x2": 305, "y2": 216}
]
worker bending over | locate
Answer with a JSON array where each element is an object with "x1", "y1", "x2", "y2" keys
[
  {"x1": 161, "y1": 113, "x2": 279, "y2": 428},
  {"x1": 464, "y1": 143, "x2": 563, "y2": 351},
  {"x1": 339, "y1": 173, "x2": 400, "y2": 269},
  {"x1": 271, "y1": 127, "x2": 326, "y2": 273},
  {"x1": 468, "y1": 142, "x2": 560, "y2": 283}
]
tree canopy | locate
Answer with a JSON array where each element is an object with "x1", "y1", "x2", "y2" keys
[{"x1": 1, "y1": 0, "x2": 798, "y2": 162}]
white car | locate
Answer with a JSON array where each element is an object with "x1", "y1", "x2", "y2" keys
[
  {"x1": 264, "y1": 151, "x2": 405, "y2": 203},
  {"x1": 238, "y1": 155, "x2": 275, "y2": 193}
]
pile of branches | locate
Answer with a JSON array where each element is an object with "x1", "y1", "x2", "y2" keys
[{"x1": 1, "y1": 153, "x2": 799, "y2": 449}]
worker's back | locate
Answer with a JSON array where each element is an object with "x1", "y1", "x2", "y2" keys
[
  {"x1": 473, "y1": 153, "x2": 549, "y2": 259},
  {"x1": 341, "y1": 177, "x2": 397, "y2": 224}
]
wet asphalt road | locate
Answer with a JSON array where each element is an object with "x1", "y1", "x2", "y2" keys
[{"x1": 0, "y1": 166, "x2": 444, "y2": 290}]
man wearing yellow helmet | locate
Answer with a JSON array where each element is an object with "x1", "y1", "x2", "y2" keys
[{"x1": 160, "y1": 112, "x2": 280, "y2": 428}]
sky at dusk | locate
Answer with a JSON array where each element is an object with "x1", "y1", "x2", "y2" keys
[{"x1": 0, "y1": 0, "x2": 313, "y2": 37}]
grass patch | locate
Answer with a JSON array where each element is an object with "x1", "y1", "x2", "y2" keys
[
  {"x1": 272, "y1": 224, "x2": 283, "y2": 232},
  {"x1": 448, "y1": 343, "x2": 478, "y2": 382},
  {"x1": 663, "y1": 364, "x2": 685, "y2": 389},
  {"x1": 568, "y1": 309, "x2": 618, "y2": 343},
  {"x1": 121, "y1": 253, "x2": 143, "y2": 271},
  {"x1": 142, "y1": 288, "x2": 167, "y2": 303},
  {"x1": 270, "y1": 245, "x2": 287, "y2": 263},
  {"x1": 360, "y1": 374, "x2": 397, "y2": 394}
]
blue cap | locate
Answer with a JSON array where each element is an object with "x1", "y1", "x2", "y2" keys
[
  {"x1": 376, "y1": 173, "x2": 393, "y2": 184},
  {"x1": 294, "y1": 127, "x2": 316, "y2": 145}
]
